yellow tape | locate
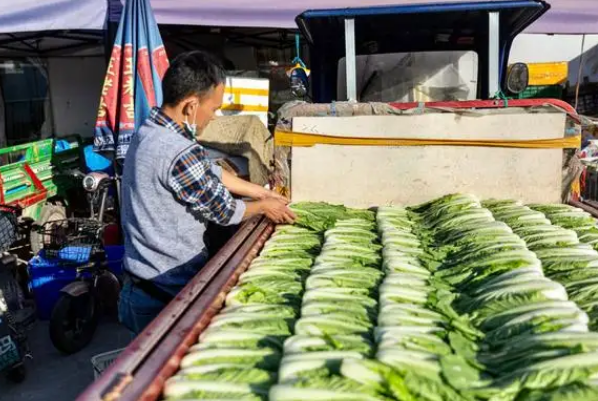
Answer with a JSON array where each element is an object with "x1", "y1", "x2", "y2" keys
[
  {"x1": 224, "y1": 88, "x2": 269, "y2": 97},
  {"x1": 221, "y1": 104, "x2": 269, "y2": 112},
  {"x1": 274, "y1": 130, "x2": 581, "y2": 149}
]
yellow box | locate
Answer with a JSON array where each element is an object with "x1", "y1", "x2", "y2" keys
[
  {"x1": 218, "y1": 77, "x2": 270, "y2": 127},
  {"x1": 526, "y1": 62, "x2": 568, "y2": 86}
]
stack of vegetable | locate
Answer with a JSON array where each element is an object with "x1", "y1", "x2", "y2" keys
[
  {"x1": 483, "y1": 200, "x2": 598, "y2": 331},
  {"x1": 421, "y1": 194, "x2": 598, "y2": 401},
  {"x1": 162, "y1": 224, "x2": 322, "y2": 401},
  {"x1": 529, "y1": 203, "x2": 598, "y2": 249},
  {"x1": 373, "y1": 205, "x2": 478, "y2": 401},
  {"x1": 161, "y1": 196, "x2": 598, "y2": 401},
  {"x1": 288, "y1": 202, "x2": 376, "y2": 232},
  {"x1": 271, "y1": 215, "x2": 389, "y2": 400}
]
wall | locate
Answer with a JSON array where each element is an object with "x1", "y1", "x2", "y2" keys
[{"x1": 47, "y1": 57, "x2": 106, "y2": 138}]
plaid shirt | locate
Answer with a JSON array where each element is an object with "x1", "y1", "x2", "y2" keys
[{"x1": 148, "y1": 107, "x2": 242, "y2": 225}]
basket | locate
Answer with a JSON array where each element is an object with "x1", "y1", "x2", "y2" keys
[
  {"x1": 91, "y1": 348, "x2": 124, "y2": 379},
  {"x1": 0, "y1": 334, "x2": 20, "y2": 372},
  {"x1": 34, "y1": 218, "x2": 103, "y2": 263},
  {"x1": 0, "y1": 205, "x2": 18, "y2": 253}
]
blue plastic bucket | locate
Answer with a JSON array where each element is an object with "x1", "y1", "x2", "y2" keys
[
  {"x1": 28, "y1": 246, "x2": 124, "y2": 320},
  {"x1": 105, "y1": 245, "x2": 124, "y2": 277},
  {"x1": 28, "y1": 252, "x2": 78, "y2": 320}
]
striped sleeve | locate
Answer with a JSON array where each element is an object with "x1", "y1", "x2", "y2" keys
[{"x1": 168, "y1": 145, "x2": 245, "y2": 226}]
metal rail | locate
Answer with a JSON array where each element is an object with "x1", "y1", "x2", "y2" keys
[
  {"x1": 76, "y1": 216, "x2": 273, "y2": 401},
  {"x1": 570, "y1": 199, "x2": 598, "y2": 218},
  {"x1": 129, "y1": 219, "x2": 273, "y2": 401}
]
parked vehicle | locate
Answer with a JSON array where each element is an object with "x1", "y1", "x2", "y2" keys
[
  {"x1": 0, "y1": 206, "x2": 33, "y2": 382},
  {"x1": 35, "y1": 172, "x2": 121, "y2": 354}
]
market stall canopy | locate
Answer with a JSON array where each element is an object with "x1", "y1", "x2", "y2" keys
[
  {"x1": 0, "y1": 0, "x2": 113, "y2": 56},
  {"x1": 0, "y1": 0, "x2": 108, "y2": 33},
  {"x1": 141, "y1": 0, "x2": 596, "y2": 34},
  {"x1": 0, "y1": 0, "x2": 595, "y2": 35}
]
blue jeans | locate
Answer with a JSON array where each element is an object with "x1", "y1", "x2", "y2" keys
[{"x1": 118, "y1": 277, "x2": 166, "y2": 335}]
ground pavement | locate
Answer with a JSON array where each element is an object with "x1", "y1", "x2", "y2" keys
[{"x1": 0, "y1": 317, "x2": 131, "y2": 401}]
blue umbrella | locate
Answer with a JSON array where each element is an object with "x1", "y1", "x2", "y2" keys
[{"x1": 93, "y1": 0, "x2": 169, "y2": 161}]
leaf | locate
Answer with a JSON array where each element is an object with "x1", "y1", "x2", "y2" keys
[{"x1": 440, "y1": 354, "x2": 490, "y2": 391}]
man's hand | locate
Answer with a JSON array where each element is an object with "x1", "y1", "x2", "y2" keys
[
  {"x1": 256, "y1": 187, "x2": 289, "y2": 204},
  {"x1": 260, "y1": 199, "x2": 296, "y2": 224}
]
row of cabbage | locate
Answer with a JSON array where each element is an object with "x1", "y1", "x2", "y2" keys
[
  {"x1": 161, "y1": 197, "x2": 598, "y2": 401},
  {"x1": 161, "y1": 203, "x2": 376, "y2": 401},
  {"x1": 270, "y1": 214, "x2": 385, "y2": 400},
  {"x1": 483, "y1": 200, "x2": 598, "y2": 331},
  {"x1": 162, "y1": 224, "x2": 323, "y2": 400},
  {"x1": 409, "y1": 194, "x2": 598, "y2": 401},
  {"x1": 285, "y1": 196, "x2": 598, "y2": 401}
]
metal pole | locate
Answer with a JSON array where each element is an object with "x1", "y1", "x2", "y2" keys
[
  {"x1": 575, "y1": 34, "x2": 587, "y2": 111},
  {"x1": 488, "y1": 12, "x2": 500, "y2": 98},
  {"x1": 344, "y1": 18, "x2": 357, "y2": 102}
]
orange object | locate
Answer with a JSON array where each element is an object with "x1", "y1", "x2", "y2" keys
[{"x1": 526, "y1": 62, "x2": 568, "y2": 86}]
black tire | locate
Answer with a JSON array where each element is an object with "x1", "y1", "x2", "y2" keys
[
  {"x1": 49, "y1": 292, "x2": 98, "y2": 355},
  {"x1": 6, "y1": 364, "x2": 26, "y2": 383},
  {"x1": 30, "y1": 203, "x2": 67, "y2": 255}
]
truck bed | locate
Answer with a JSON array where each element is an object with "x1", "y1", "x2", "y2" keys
[{"x1": 76, "y1": 98, "x2": 588, "y2": 401}]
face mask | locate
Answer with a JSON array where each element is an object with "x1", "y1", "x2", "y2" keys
[{"x1": 183, "y1": 102, "x2": 199, "y2": 136}]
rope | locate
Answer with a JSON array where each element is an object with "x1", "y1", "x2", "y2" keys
[
  {"x1": 291, "y1": 34, "x2": 306, "y2": 69},
  {"x1": 493, "y1": 90, "x2": 509, "y2": 108}
]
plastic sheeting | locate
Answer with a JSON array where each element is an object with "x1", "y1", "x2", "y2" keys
[{"x1": 0, "y1": 0, "x2": 596, "y2": 35}]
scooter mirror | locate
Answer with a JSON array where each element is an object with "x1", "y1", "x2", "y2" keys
[{"x1": 506, "y1": 62, "x2": 529, "y2": 95}]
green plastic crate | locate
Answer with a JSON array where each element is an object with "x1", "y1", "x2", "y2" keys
[{"x1": 517, "y1": 85, "x2": 563, "y2": 100}]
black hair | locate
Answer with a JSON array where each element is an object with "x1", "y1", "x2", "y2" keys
[{"x1": 162, "y1": 50, "x2": 226, "y2": 106}]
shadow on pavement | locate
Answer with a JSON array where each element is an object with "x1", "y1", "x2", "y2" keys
[{"x1": 0, "y1": 317, "x2": 132, "y2": 401}]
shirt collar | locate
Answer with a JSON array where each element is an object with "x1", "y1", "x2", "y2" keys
[{"x1": 149, "y1": 107, "x2": 195, "y2": 141}]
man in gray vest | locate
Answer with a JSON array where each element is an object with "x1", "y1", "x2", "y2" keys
[{"x1": 118, "y1": 51, "x2": 295, "y2": 334}]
